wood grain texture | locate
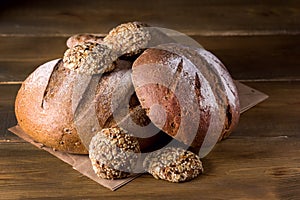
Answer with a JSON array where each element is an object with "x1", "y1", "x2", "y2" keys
[
  {"x1": 195, "y1": 35, "x2": 300, "y2": 81},
  {"x1": 0, "y1": 84, "x2": 19, "y2": 141},
  {"x1": 233, "y1": 81, "x2": 300, "y2": 138},
  {"x1": 1, "y1": 0, "x2": 299, "y2": 36},
  {"x1": 0, "y1": 35, "x2": 299, "y2": 82},
  {"x1": 0, "y1": 37, "x2": 66, "y2": 62},
  {"x1": 0, "y1": 85, "x2": 19, "y2": 110},
  {"x1": 1, "y1": 137, "x2": 299, "y2": 199}
]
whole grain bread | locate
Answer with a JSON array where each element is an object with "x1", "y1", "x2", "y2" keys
[{"x1": 132, "y1": 44, "x2": 240, "y2": 155}]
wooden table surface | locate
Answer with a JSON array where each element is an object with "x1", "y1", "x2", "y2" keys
[{"x1": 1, "y1": 1, "x2": 300, "y2": 199}]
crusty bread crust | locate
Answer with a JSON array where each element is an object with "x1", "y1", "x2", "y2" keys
[
  {"x1": 15, "y1": 59, "x2": 88, "y2": 154},
  {"x1": 132, "y1": 44, "x2": 240, "y2": 154},
  {"x1": 15, "y1": 59, "x2": 163, "y2": 154}
]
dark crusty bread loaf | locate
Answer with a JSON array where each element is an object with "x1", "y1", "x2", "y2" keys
[
  {"x1": 132, "y1": 43, "x2": 240, "y2": 155},
  {"x1": 161, "y1": 43, "x2": 240, "y2": 141}
]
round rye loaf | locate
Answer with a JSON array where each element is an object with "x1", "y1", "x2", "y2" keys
[{"x1": 132, "y1": 43, "x2": 240, "y2": 155}]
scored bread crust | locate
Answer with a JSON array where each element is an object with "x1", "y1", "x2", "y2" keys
[
  {"x1": 159, "y1": 44, "x2": 240, "y2": 141},
  {"x1": 15, "y1": 58, "x2": 164, "y2": 154},
  {"x1": 15, "y1": 59, "x2": 88, "y2": 154},
  {"x1": 15, "y1": 59, "x2": 136, "y2": 154},
  {"x1": 132, "y1": 44, "x2": 240, "y2": 153}
]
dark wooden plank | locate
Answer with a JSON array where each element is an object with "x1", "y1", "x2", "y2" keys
[
  {"x1": 0, "y1": 137, "x2": 299, "y2": 199},
  {"x1": 0, "y1": 61, "x2": 42, "y2": 82},
  {"x1": 0, "y1": 37, "x2": 66, "y2": 62},
  {"x1": 0, "y1": 85, "x2": 19, "y2": 109},
  {"x1": 1, "y1": 0, "x2": 299, "y2": 36},
  {"x1": 195, "y1": 35, "x2": 300, "y2": 81},
  {"x1": 0, "y1": 35, "x2": 300, "y2": 82},
  {"x1": 233, "y1": 81, "x2": 300, "y2": 138},
  {"x1": 0, "y1": 111, "x2": 17, "y2": 142},
  {"x1": 0, "y1": 84, "x2": 19, "y2": 141}
]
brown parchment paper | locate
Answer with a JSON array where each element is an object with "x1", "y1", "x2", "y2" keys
[{"x1": 8, "y1": 81, "x2": 268, "y2": 191}]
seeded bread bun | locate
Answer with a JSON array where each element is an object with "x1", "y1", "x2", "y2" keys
[
  {"x1": 103, "y1": 21, "x2": 175, "y2": 57},
  {"x1": 132, "y1": 43, "x2": 240, "y2": 154},
  {"x1": 143, "y1": 147, "x2": 203, "y2": 182},
  {"x1": 89, "y1": 127, "x2": 141, "y2": 179},
  {"x1": 66, "y1": 33, "x2": 103, "y2": 49}
]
